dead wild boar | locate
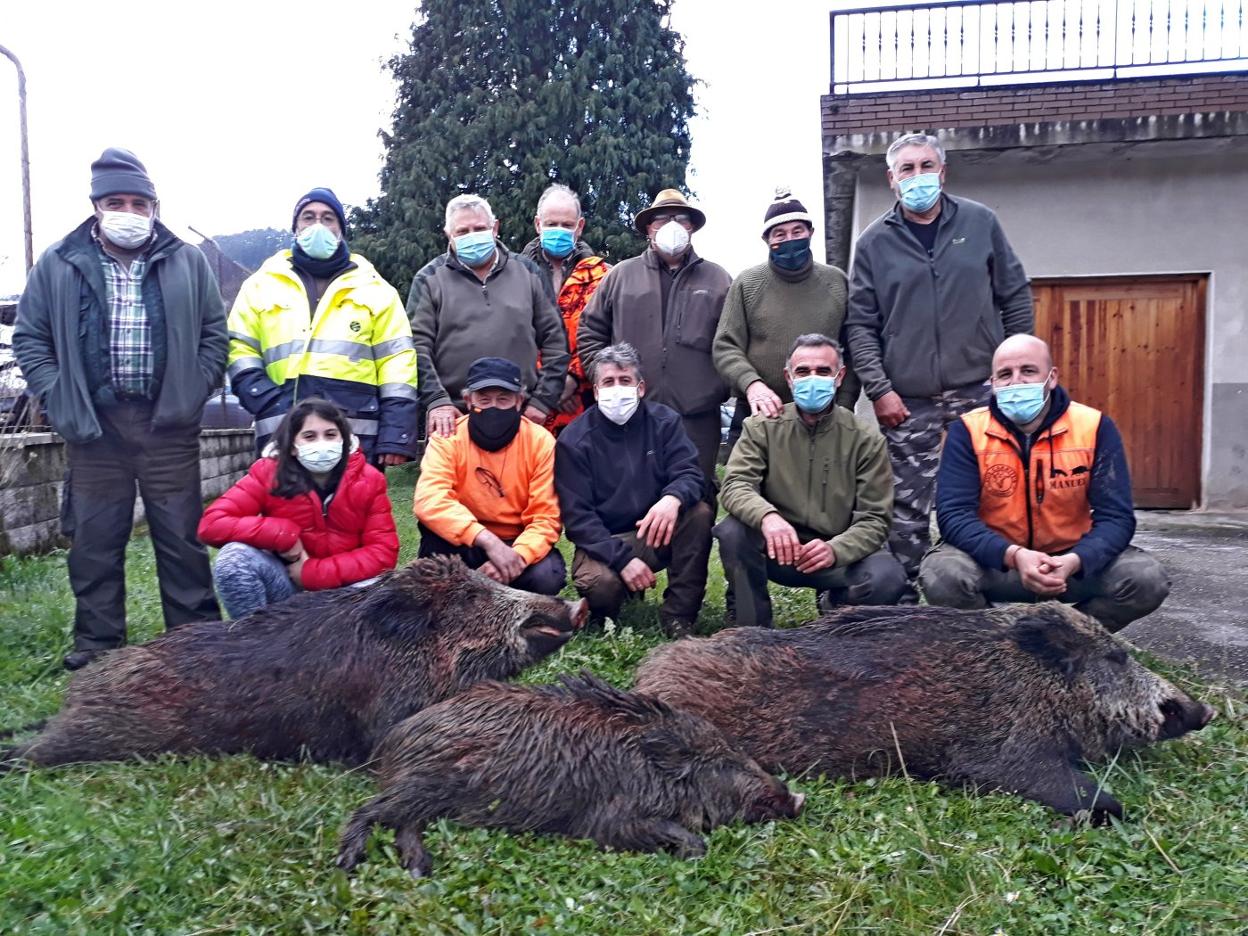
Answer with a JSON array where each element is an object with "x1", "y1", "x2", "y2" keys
[
  {"x1": 633, "y1": 603, "x2": 1215, "y2": 821},
  {"x1": 336, "y1": 672, "x2": 804, "y2": 877},
  {"x1": 2, "y1": 556, "x2": 586, "y2": 770}
]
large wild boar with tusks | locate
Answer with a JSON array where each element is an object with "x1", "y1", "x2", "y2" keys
[
  {"x1": 2, "y1": 556, "x2": 586, "y2": 770},
  {"x1": 336, "y1": 672, "x2": 804, "y2": 877},
  {"x1": 634, "y1": 603, "x2": 1215, "y2": 821}
]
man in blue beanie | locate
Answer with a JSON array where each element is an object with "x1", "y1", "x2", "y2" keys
[
  {"x1": 226, "y1": 187, "x2": 418, "y2": 464},
  {"x1": 14, "y1": 147, "x2": 227, "y2": 670}
]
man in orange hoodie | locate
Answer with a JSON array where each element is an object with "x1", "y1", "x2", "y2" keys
[{"x1": 414, "y1": 357, "x2": 565, "y2": 594}]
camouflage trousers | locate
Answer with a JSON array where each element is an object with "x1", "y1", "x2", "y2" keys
[{"x1": 883, "y1": 381, "x2": 991, "y2": 579}]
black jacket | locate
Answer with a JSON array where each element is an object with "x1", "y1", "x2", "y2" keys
[{"x1": 555, "y1": 400, "x2": 705, "y2": 571}]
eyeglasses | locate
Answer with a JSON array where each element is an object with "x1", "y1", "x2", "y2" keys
[
  {"x1": 475, "y1": 466, "x2": 505, "y2": 498},
  {"x1": 649, "y1": 212, "x2": 692, "y2": 228}
]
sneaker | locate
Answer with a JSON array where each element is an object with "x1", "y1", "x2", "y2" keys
[{"x1": 63, "y1": 648, "x2": 108, "y2": 671}]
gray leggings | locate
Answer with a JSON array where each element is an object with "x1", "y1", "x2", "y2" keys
[{"x1": 213, "y1": 542, "x2": 298, "y2": 619}]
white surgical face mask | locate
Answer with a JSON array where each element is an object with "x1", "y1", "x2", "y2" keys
[
  {"x1": 652, "y1": 220, "x2": 690, "y2": 258},
  {"x1": 99, "y1": 210, "x2": 153, "y2": 249},
  {"x1": 295, "y1": 439, "x2": 343, "y2": 474},
  {"x1": 597, "y1": 385, "x2": 640, "y2": 425}
]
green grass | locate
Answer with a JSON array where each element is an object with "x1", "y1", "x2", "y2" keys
[{"x1": 1, "y1": 467, "x2": 1244, "y2": 934}]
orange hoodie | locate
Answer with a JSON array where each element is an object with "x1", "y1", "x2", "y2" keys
[{"x1": 414, "y1": 414, "x2": 561, "y2": 566}]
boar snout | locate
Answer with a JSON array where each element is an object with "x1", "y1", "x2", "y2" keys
[
  {"x1": 791, "y1": 791, "x2": 806, "y2": 816},
  {"x1": 1159, "y1": 695, "x2": 1217, "y2": 739}
]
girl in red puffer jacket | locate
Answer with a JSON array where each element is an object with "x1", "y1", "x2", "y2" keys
[{"x1": 198, "y1": 398, "x2": 400, "y2": 619}]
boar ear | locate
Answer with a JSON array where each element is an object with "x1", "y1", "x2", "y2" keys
[
  {"x1": 1009, "y1": 610, "x2": 1092, "y2": 681},
  {"x1": 357, "y1": 583, "x2": 435, "y2": 641},
  {"x1": 640, "y1": 732, "x2": 696, "y2": 780}
]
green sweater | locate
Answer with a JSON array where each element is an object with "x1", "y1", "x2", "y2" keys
[
  {"x1": 712, "y1": 259, "x2": 860, "y2": 408},
  {"x1": 720, "y1": 403, "x2": 893, "y2": 567}
]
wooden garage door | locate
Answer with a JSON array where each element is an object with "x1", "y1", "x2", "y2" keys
[{"x1": 1031, "y1": 276, "x2": 1205, "y2": 509}]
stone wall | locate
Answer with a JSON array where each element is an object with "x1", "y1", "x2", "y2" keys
[{"x1": 0, "y1": 429, "x2": 254, "y2": 557}]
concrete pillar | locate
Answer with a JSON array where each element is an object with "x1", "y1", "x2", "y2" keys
[{"x1": 822, "y1": 152, "x2": 863, "y2": 272}]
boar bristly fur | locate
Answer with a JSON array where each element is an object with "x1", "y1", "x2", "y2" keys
[
  {"x1": 634, "y1": 603, "x2": 1215, "y2": 822},
  {"x1": 336, "y1": 672, "x2": 803, "y2": 877},
  {"x1": 2, "y1": 556, "x2": 586, "y2": 771}
]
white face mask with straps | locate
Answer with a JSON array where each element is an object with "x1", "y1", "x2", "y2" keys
[
  {"x1": 99, "y1": 210, "x2": 153, "y2": 249},
  {"x1": 652, "y1": 220, "x2": 690, "y2": 258},
  {"x1": 597, "y1": 385, "x2": 640, "y2": 425}
]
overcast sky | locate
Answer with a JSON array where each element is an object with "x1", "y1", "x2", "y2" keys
[{"x1": 0, "y1": 0, "x2": 888, "y2": 295}]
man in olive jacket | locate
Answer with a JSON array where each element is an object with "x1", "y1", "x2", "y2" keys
[
  {"x1": 578, "y1": 189, "x2": 730, "y2": 494},
  {"x1": 715, "y1": 334, "x2": 906, "y2": 627},
  {"x1": 14, "y1": 148, "x2": 226, "y2": 670}
]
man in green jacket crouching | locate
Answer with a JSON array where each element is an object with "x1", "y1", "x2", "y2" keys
[{"x1": 715, "y1": 334, "x2": 905, "y2": 627}]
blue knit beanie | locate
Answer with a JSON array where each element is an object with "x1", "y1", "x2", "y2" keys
[{"x1": 292, "y1": 188, "x2": 347, "y2": 234}]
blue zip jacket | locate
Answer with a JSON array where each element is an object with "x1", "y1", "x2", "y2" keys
[
  {"x1": 935, "y1": 385, "x2": 1136, "y2": 577},
  {"x1": 555, "y1": 400, "x2": 705, "y2": 572}
]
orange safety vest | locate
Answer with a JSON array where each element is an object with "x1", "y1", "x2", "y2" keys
[
  {"x1": 961, "y1": 401, "x2": 1102, "y2": 554},
  {"x1": 545, "y1": 255, "x2": 611, "y2": 433}
]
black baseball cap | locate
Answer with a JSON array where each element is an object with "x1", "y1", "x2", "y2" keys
[{"x1": 465, "y1": 357, "x2": 523, "y2": 392}]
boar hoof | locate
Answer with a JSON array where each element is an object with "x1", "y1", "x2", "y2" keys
[
  {"x1": 405, "y1": 856, "x2": 434, "y2": 880},
  {"x1": 673, "y1": 834, "x2": 707, "y2": 860},
  {"x1": 335, "y1": 851, "x2": 362, "y2": 875}
]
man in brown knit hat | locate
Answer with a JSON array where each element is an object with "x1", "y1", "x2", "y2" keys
[{"x1": 713, "y1": 188, "x2": 861, "y2": 453}]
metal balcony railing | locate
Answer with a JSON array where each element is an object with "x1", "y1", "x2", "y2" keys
[{"x1": 830, "y1": 0, "x2": 1248, "y2": 93}]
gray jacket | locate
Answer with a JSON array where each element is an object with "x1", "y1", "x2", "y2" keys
[
  {"x1": 406, "y1": 244, "x2": 568, "y2": 413},
  {"x1": 14, "y1": 218, "x2": 227, "y2": 444},
  {"x1": 578, "y1": 247, "x2": 730, "y2": 417},
  {"x1": 845, "y1": 194, "x2": 1033, "y2": 400}
]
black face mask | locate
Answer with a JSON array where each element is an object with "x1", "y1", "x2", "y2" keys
[{"x1": 468, "y1": 405, "x2": 522, "y2": 451}]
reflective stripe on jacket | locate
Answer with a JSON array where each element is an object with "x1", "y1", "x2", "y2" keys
[
  {"x1": 227, "y1": 250, "x2": 418, "y2": 456},
  {"x1": 961, "y1": 401, "x2": 1102, "y2": 554}
]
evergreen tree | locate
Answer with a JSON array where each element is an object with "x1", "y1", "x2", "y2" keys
[{"x1": 353, "y1": 0, "x2": 697, "y2": 291}]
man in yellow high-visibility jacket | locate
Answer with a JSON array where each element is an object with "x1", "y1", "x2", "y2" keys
[{"x1": 227, "y1": 188, "x2": 418, "y2": 464}]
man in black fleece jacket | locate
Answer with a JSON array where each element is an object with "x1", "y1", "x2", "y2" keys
[
  {"x1": 555, "y1": 343, "x2": 713, "y2": 636},
  {"x1": 921, "y1": 335, "x2": 1169, "y2": 631}
]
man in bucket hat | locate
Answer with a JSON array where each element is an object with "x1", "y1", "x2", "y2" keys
[{"x1": 578, "y1": 189, "x2": 730, "y2": 499}]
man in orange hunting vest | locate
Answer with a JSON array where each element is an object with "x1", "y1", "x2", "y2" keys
[{"x1": 920, "y1": 334, "x2": 1169, "y2": 632}]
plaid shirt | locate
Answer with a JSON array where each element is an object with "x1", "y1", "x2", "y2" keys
[{"x1": 93, "y1": 228, "x2": 154, "y2": 399}]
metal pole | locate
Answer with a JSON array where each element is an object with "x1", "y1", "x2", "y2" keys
[{"x1": 0, "y1": 44, "x2": 32, "y2": 273}]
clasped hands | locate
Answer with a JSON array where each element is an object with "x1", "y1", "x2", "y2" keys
[{"x1": 1006, "y1": 545, "x2": 1082, "y2": 596}]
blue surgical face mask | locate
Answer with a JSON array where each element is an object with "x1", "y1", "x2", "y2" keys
[
  {"x1": 540, "y1": 226, "x2": 576, "y2": 259},
  {"x1": 995, "y1": 380, "x2": 1050, "y2": 425},
  {"x1": 454, "y1": 229, "x2": 496, "y2": 267},
  {"x1": 770, "y1": 237, "x2": 812, "y2": 272},
  {"x1": 296, "y1": 223, "x2": 340, "y2": 260},
  {"x1": 791, "y1": 375, "x2": 837, "y2": 414},
  {"x1": 898, "y1": 172, "x2": 942, "y2": 213}
]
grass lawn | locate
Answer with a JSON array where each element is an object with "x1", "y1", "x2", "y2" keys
[{"x1": 1, "y1": 467, "x2": 1244, "y2": 934}]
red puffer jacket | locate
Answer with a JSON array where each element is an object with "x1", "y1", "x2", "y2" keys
[{"x1": 198, "y1": 450, "x2": 399, "y2": 591}]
